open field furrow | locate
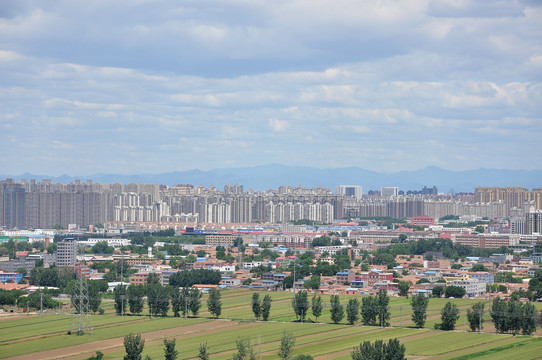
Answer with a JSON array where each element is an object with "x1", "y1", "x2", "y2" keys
[
  {"x1": 0, "y1": 316, "x2": 152, "y2": 345},
  {"x1": 3, "y1": 290, "x2": 542, "y2": 360},
  {"x1": 6, "y1": 319, "x2": 240, "y2": 360}
]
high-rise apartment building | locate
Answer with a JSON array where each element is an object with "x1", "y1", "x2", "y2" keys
[
  {"x1": 381, "y1": 187, "x2": 399, "y2": 197},
  {"x1": 0, "y1": 180, "x2": 26, "y2": 229},
  {"x1": 474, "y1": 187, "x2": 542, "y2": 216},
  {"x1": 336, "y1": 185, "x2": 363, "y2": 200},
  {"x1": 525, "y1": 209, "x2": 542, "y2": 235},
  {"x1": 56, "y1": 238, "x2": 78, "y2": 267}
]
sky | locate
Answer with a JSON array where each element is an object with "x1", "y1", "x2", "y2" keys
[{"x1": 1, "y1": 0, "x2": 541, "y2": 176}]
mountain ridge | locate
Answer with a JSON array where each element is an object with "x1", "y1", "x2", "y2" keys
[{"x1": 1, "y1": 165, "x2": 541, "y2": 193}]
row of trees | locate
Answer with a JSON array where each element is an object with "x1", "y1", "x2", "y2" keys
[
  {"x1": 290, "y1": 291, "x2": 541, "y2": 335},
  {"x1": 120, "y1": 331, "x2": 315, "y2": 360},
  {"x1": 292, "y1": 290, "x2": 391, "y2": 326},
  {"x1": 113, "y1": 284, "x2": 214, "y2": 317},
  {"x1": 168, "y1": 269, "x2": 222, "y2": 288},
  {"x1": 491, "y1": 298, "x2": 538, "y2": 335},
  {"x1": 351, "y1": 339, "x2": 406, "y2": 360},
  {"x1": 119, "y1": 331, "x2": 406, "y2": 360},
  {"x1": 250, "y1": 293, "x2": 272, "y2": 321}
]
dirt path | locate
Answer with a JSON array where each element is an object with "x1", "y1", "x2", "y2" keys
[{"x1": 7, "y1": 319, "x2": 250, "y2": 360}]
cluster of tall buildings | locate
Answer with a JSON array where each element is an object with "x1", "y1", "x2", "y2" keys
[{"x1": 1, "y1": 179, "x2": 541, "y2": 233}]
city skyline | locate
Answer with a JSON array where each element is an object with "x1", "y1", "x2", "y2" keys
[{"x1": 1, "y1": 1, "x2": 541, "y2": 176}]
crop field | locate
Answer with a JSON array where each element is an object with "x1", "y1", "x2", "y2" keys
[{"x1": 1, "y1": 289, "x2": 541, "y2": 359}]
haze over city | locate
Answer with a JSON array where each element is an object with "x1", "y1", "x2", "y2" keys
[{"x1": 1, "y1": 0, "x2": 541, "y2": 177}]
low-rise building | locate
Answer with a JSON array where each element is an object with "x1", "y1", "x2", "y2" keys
[
  {"x1": 450, "y1": 278, "x2": 486, "y2": 297},
  {"x1": 0, "y1": 271, "x2": 23, "y2": 283},
  {"x1": 160, "y1": 270, "x2": 178, "y2": 286},
  {"x1": 129, "y1": 272, "x2": 149, "y2": 286},
  {"x1": 336, "y1": 270, "x2": 355, "y2": 285},
  {"x1": 468, "y1": 272, "x2": 495, "y2": 284},
  {"x1": 356, "y1": 271, "x2": 394, "y2": 288},
  {"x1": 221, "y1": 278, "x2": 241, "y2": 286}
]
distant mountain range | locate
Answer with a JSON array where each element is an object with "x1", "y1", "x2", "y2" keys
[{"x1": 2, "y1": 165, "x2": 541, "y2": 193}]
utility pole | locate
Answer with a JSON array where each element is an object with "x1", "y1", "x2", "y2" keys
[
  {"x1": 400, "y1": 305, "x2": 402, "y2": 329},
  {"x1": 40, "y1": 292, "x2": 43, "y2": 315},
  {"x1": 479, "y1": 309, "x2": 482, "y2": 334},
  {"x1": 293, "y1": 257, "x2": 296, "y2": 295},
  {"x1": 70, "y1": 245, "x2": 92, "y2": 334}
]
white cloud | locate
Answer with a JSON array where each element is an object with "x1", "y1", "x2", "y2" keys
[
  {"x1": 0, "y1": 0, "x2": 540, "y2": 175},
  {"x1": 269, "y1": 118, "x2": 289, "y2": 132}
]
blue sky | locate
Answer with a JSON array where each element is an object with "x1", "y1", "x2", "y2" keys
[{"x1": 1, "y1": 0, "x2": 541, "y2": 176}]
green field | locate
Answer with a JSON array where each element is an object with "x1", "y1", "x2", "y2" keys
[{"x1": 1, "y1": 289, "x2": 541, "y2": 360}]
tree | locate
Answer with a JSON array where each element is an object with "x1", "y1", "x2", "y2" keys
[
  {"x1": 466, "y1": 302, "x2": 484, "y2": 332},
  {"x1": 164, "y1": 338, "x2": 178, "y2": 360},
  {"x1": 311, "y1": 295, "x2": 323, "y2": 321},
  {"x1": 346, "y1": 298, "x2": 360, "y2": 325},
  {"x1": 123, "y1": 333, "x2": 145, "y2": 360},
  {"x1": 233, "y1": 337, "x2": 256, "y2": 360},
  {"x1": 147, "y1": 272, "x2": 160, "y2": 285},
  {"x1": 15, "y1": 267, "x2": 27, "y2": 277},
  {"x1": 351, "y1": 338, "x2": 405, "y2": 360},
  {"x1": 411, "y1": 294, "x2": 429, "y2": 328},
  {"x1": 491, "y1": 297, "x2": 508, "y2": 333},
  {"x1": 114, "y1": 285, "x2": 128, "y2": 315},
  {"x1": 521, "y1": 302, "x2": 537, "y2": 335},
  {"x1": 66, "y1": 279, "x2": 102, "y2": 314},
  {"x1": 251, "y1": 293, "x2": 261, "y2": 320},
  {"x1": 207, "y1": 288, "x2": 222, "y2": 318},
  {"x1": 292, "y1": 291, "x2": 309, "y2": 321},
  {"x1": 384, "y1": 338, "x2": 406, "y2": 360},
  {"x1": 261, "y1": 294, "x2": 272, "y2": 321},
  {"x1": 303, "y1": 275, "x2": 321, "y2": 290},
  {"x1": 398, "y1": 281, "x2": 410, "y2": 297},
  {"x1": 432, "y1": 286, "x2": 444, "y2": 298},
  {"x1": 197, "y1": 342, "x2": 210, "y2": 360},
  {"x1": 127, "y1": 285, "x2": 145, "y2": 315},
  {"x1": 170, "y1": 286, "x2": 183, "y2": 317},
  {"x1": 470, "y1": 264, "x2": 489, "y2": 272},
  {"x1": 528, "y1": 269, "x2": 542, "y2": 300},
  {"x1": 147, "y1": 283, "x2": 169, "y2": 317},
  {"x1": 445, "y1": 286, "x2": 466, "y2": 298},
  {"x1": 278, "y1": 331, "x2": 295, "y2": 360},
  {"x1": 169, "y1": 269, "x2": 222, "y2": 288},
  {"x1": 312, "y1": 236, "x2": 331, "y2": 247},
  {"x1": 92, "y1": 241, "x2": 114, "y2": 254},
  {"x1": 438, "y1": 302, "x2": 459, "y2": 331},
  {"x1": 188, "y1": 288, "x2": 202, "y2": 316},
  {"x1": 376, "y1": 290, "x2": 390, "y2": 327},
  {"x1": 507, "y1": 299, "x2": 523, "y2": 334},
  {"x1": 87, "y1": 351, "x2": 104, "y2": 360},
  {"x1": 330, "y1": 295, "x2": 344, "y2": 324},
  {"x1": 361, "y1": 296, "x2": 377, "y2": 326}
]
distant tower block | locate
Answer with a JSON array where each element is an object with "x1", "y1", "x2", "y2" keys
[
  {"x1": 336, "y1": 185, "x2": 363, "y2": 200},
  {"x1": 381, "y1": 187, "x2": 399, "y2": 197}
]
